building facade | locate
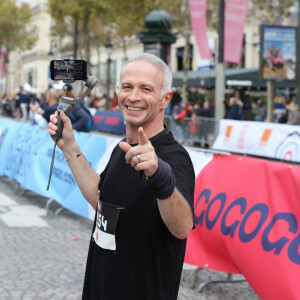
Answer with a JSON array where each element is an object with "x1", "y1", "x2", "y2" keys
[{"x1": 5, "y1": 0, "x2": 279, "y2": 97}]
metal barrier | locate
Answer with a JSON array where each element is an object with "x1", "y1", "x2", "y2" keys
[{"x1": 164, "y1": 115, "x2": 219, "y2": 148}]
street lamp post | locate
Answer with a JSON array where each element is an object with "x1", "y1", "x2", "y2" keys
[{"x1": 105, "y1": 34, "x2": 112, "y2": 111}]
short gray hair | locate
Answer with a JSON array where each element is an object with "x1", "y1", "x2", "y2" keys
[{"x1": 120, "y1": 53, "x2": 172, "y2": 98}]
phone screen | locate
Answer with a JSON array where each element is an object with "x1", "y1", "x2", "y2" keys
[{"x1": 50, "y1": 59, "x2": 87, "y2": 81}]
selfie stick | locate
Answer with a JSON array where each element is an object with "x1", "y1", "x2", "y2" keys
[{"x1": 47, "y1": 76, "x2": 98, "y2": 190}]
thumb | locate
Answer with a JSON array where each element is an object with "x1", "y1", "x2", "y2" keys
[
  {"x1": 59, "y1": 111, "x2": 72, "y2": 130},
  {"x1": 119, "y1": 141, "x2": 132, "y2": 153}
]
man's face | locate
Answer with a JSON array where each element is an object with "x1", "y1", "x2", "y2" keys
[{"x1": 118, "y1": 60, "x2": 169, "y2": 129}]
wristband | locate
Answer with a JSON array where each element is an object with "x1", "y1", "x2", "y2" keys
[{"x1": 141, "y1": 158, "x2": 176, "y2": 200}]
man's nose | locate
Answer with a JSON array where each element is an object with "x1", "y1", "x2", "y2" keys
[{"x1": 128, "y1": 88, "x2": 141, "y2": 101}]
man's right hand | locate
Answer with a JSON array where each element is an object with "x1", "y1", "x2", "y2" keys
[{"x1": 48, "y1": 111, "x2": 75, "y2": 151}]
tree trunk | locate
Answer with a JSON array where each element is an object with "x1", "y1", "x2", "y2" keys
[{"x1": 83, "y1": 13, "x2": 91, "y2": 72}]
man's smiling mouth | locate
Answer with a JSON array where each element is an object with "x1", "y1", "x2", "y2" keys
[{"x1": 126, "y1": 106, "x2": 144, "y2": 111}]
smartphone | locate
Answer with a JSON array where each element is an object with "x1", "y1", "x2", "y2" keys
[{"x1": 50, "y1": 59, "x2": 87, "y2": 81}]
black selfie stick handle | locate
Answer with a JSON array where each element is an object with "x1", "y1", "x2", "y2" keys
[{"x1": 53, "y1": 111, "x2": 63, "y2": 140}]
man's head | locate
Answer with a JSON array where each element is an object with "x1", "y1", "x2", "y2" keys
[
  {"x1": 120, "y1": 53, "x2": 172, "y2": 99},
  {"x1": 46, "y1": 88, "x2": 60, "y2": 105},
  {"x1": 63, "y1": 84, "x2": 72, "y2": 93},
  {"x1": 62, "y1": 84, "x2": 73, "y2": 97},
  {"x1": 118, "y1": 53, "x2": 173, "y2": 135}
]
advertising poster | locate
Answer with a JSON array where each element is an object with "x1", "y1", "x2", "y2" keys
[{"x1": 260, "y1": 25, "x2": 297, "y2": 81}]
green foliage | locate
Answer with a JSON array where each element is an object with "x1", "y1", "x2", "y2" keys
[
  {"x1": 0, "y1": 0, "x2": 37, "y2": 51},
  {"x1": 250, "y1": 0, "x2": 294, "y2": 24},
  {"x1": 48, "y1": 0, "x2": 112, "y2": 62}
]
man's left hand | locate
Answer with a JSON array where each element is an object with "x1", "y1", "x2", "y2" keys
[{"x1": 119, "y1": 127, "x2": 158, "y2": 177}]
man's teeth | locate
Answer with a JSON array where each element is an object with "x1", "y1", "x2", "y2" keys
[{"x1": 127, "y1": 106, "x2": 143, "y2": 111}]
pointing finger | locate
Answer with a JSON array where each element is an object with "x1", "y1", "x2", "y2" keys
[{"x1": 138, "y1": 127, "x2": 149, "y2": 146}]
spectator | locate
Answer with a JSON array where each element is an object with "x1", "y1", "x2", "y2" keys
[
  {"x1": 110, "y1": 92, "x2": 119, "y2": 110},
  {"x1": 192, "y1": 101, "x2": 212, "y2": 148},
  {"x1": 16, "y1": 86, "x2": 29, "y2": 121},
  {"x1": 29, "y1": 88, "x2": 59, "y2": 128},
  {"x1": 278, "y1": 98, "x2": 291, "y2": 124},
  {"x1": 172, "y1": 103, "x2": 183, "y2": 142},
  {"x1": 2, "y1": 95, "x2": 14, "y2": 117},
  {"x1": 227, "y1": 95, "x2": 243, "y2": 120},
  {"x1": 251, "y1": 98, "x2": 266, "y2": 122},
  {"x1": 287, "y1": 101, "x2": 299, "y2": 125},
  {"x1": 62, "y1": 83, "x2": 93, "y2": 132},
  {"x1": 173, "y1": 103, "x2": 192, "y2": 145}
]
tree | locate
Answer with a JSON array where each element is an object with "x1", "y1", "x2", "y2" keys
[
  {"x1": 0, "y1": 0, "x2": 37, "y2": 51},
  {"x1": 48, "y1": 0, "x2": 111, "y2": 65}
]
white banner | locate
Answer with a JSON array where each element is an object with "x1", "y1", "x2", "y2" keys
[{"x1": 212, "y1": 119, "x2": 300, "y2": 162}]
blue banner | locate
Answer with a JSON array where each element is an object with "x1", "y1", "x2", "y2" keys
[
  {"x1": 92, "y1": 110, "x2": 126, "y2": 134},
  {"x1": 0, "y1": 117, "x2": 109, "y2": 219}
]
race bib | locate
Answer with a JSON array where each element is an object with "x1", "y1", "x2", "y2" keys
[{"x1": 93, "y1": 199, "x2": 123, "y2": 251}]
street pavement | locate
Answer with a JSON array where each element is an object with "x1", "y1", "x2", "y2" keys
[{"x1": 0, "y1": 176, "x2": 260, "y2": 300}]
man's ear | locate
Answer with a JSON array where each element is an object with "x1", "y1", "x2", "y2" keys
[{"x1": 161, "y1": 91, "x2": 172, "y2": 109}]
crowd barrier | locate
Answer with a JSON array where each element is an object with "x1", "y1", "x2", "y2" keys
[
  {"x1": 1, "y1": 116, "x2": 299, "y2": 299},
  {"x1": 0, "y1": 117, "x2": 122, "y2": 219},
  {"x1": 164, "y1": 114, "x2": 219, "y2": 147},
  {"x1": 185, "y1": 152, "x2": 300, "y2": 299},
  {"x1": 213, "y1": 119, "x2": 300, "y2": 163}
]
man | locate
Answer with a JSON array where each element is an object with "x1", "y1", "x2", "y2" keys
[
  {"x1": 30, "y1": 88, "x2": 59, "y2": 128},
  {"x1": 15, "y1": 86, "x2": 29, "y2": 121},
  {"x1": 48, "y1": 53, "x2": 195, "y2": 299}
]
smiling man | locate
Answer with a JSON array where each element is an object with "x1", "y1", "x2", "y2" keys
[{"x1": 48, "y1": 53, "x2": 195, "y2": 300}]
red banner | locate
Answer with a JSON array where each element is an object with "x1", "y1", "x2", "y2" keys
[
  {"x1": 189, "y1": 0, "x2": 212, "y2": 59},
  {"x1": 224, "y1": 0, "x2": 249, "y2": 64},
  {"x1": 185, "y1": 154, "x2": 300, "y2": 300},
  {"x1": 0, "y1": 45, "x2": 8, "y2": 78}
]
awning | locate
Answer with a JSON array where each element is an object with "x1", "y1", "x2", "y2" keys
[{"x1": 172, "y1": 68, "x2": 297, "y2": 89}]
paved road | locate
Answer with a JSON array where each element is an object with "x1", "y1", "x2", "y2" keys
[{"x1": 0, "y1": 176, "x2": 260, "y2": 300}]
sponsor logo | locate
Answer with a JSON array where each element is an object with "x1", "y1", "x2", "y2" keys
[
  {"x1": 194, "y1": 188, "x2": 300, "y2": 266},
  {"x1": 259, "y1": 129, "x2": 272, "y2": 146},
  {"x1": 275, "y1": 131, "x2": 300, "y2": 162},
  {"x1": 224, "y1": 125, "x2": 233, "y2": 141}
]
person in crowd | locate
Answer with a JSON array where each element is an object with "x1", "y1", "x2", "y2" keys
[
  {"x1": 15, "y1": 86, "x2": 29, "y2": 121},
  {"x1": 47, "y1": 53, "x2": 195, "y2": 299},
  {"x1": 29, "y1": 88, "x2": 60, "y2": 128},
  {"x1": 110, "y1": 91, "x2": 119, "y2": 110},
  {"x1": 2, "y1": 94, "x2": 14, "y2": 117},
  {"x1": 251, "y1": 98, "x2": 266, "y2": 122},
  {"x1": 286, "y1": 101, "x2": 299, "y2": 125},
  {"x1": 173, "y1": 103, "x2": 192, "y2": 145},
  {"x1": 278, "y1": 97, "x2": 291, "y2": 124},
  {"x1": 223, "y1": 95, "x2": 231, "y2": 119},
  {"x1": 172, "y1": 102, "x2": 184, "y2": 142},
  {"x1": 227, "y1": 95, "x2": 243, "y2": 120},
  {"x1": 61, "y1": 83, "x2": 93, "y2": 132},
  {"x1": 192, "y1": 101, "x2": 212, "y2": 148}
]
